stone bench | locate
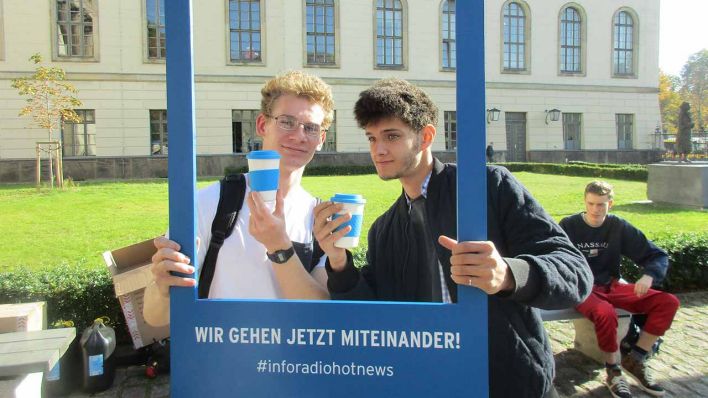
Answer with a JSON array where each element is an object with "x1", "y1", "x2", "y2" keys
[{"x1": 541, "y1": 308, "x2": 633, "y2": 364}]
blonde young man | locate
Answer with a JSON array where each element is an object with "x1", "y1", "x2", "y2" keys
[
  {"x1": 560, "y1": 181, "x2": 680, "y2": 398},
  {"x1": 144, "y1": 71, "x2": 333, "y2": 327}
]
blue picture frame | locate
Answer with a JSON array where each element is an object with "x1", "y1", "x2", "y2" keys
[{"x1": 166, "y1": 0, "x2": 489, "y2": 396}]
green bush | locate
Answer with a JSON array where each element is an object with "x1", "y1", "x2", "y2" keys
[
  {"x1": 0, "y1": 232, "x2": 702, "y2": 344},
  {"x1": 497, "y1": 162, "x2": 648, "y2": 181},
  {"x1": 620, "y1": 232, "x2": 708, "y2": 292},
  {"x1": 224, "y1": 165, "x2": 377, "y2": 177},
  {"x1": 228, "y1": 161, "x2": 646, "y2": 180},
  {"x1": 0, "y1": 264, "x2": 128, "y2": 343}
]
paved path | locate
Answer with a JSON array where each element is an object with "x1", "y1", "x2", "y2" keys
[{"x1": 55, "y1": 291, "x2": 708, "y2": 397}]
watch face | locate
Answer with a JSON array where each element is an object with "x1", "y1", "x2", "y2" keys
[{"x1": 268, "y1": 247, "x2": 294, "y2": 264}]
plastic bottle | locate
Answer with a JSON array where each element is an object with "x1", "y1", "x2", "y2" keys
[
  {"x1": 42, "y1": 321, "x2": 80, "y2": 397},
  {"x1": 80, "y1": 317, "x2": 116, "y2": 393}
]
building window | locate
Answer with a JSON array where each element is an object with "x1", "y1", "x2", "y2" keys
[
  {"x1": 616, "y1": 114, "x2": 634, "y2": 149},
  {"x1": 305, "y1": 0, "x2": 336, "y2": 65},
  {"x1": 502, "y1": 1, "x2": 527, "y2": 72},
  {"x1": 613, "y1": 10, "x2": 635, "y2": 76},
  {"x1": 560, "y1": 6, "x2": 581, "y2": 73},
  {"x1": 232, "y1": 110, "x2": 260, "y2": 153},
  {"x1": 375, "y1": 0, "x2": 405, "y2": 68},
  {"x1": 62, "y1": 109, "x2": 96, "y2": 157},
  {"x1": 145, "y1": 0, "x2": 166, "y2": 60},
  {"x1": 150, "y1": 110, "x2": 168, "y2": 155},
  {"x1": 444, "y1": 111, "x2": 457, "y2": 150},
  {"x1": 563, "y1": 113, "x2": 582, "y2": 150},
  {"x1": 229, "y1": 0, "x2": 262, "y2": 63},
  {"x1": 0, "y1": 0, "x2": 5, "y2": 61},
  {"x1": 55, "y1": 0, "x2": 97, "y2": 59},
  {"x1": 441, "y1": 0, "x2": 455, "y2": 70},
  {"x1": 322, "y1": 111, "x2": 337, "y2": 152}
]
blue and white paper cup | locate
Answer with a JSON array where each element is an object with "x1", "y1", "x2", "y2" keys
[
  {"x1": 330, "y1": 193, "x2": 366, "y2": 248},
  {"x1": 247, "y1": 150, "x2": 280, "y2": 202}
]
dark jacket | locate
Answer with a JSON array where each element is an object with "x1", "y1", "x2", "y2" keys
[
  {"x1": 327, "y1": 160, "x2": 593, "y2": 398},
  {"x1": 559, "y1": 213, "x2": 669, "y2": 286}
]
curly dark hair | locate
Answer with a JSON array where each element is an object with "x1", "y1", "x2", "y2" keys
[{"x1": 353, "y1": 78, "x2": 438, "y2": 131}]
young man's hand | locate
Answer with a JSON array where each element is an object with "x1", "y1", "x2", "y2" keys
[
  {"x1": 247, "y1": 190, "x2": 292, "y2": 253},
  {"x1": 634, "y1": 275, "x2": 653, "y2": 297},
  {"x1": 438, "y1": 235, "x2": 515, "y2": 295},
  {"x1": 150, "y1": 236, "x2": 197, "y2": 297},
  {"x1": 312, "y1": 201, "x2": 351, "y2": 271}
]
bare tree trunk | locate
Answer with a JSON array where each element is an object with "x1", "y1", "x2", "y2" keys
[
  {"x1": 36, "y1": 145, "x2": 41, "y2": 192},
  {"x1": 47, "y1": 129, "x2": 54, "y2": 189},
  {"x1": 55, "y1": 144, "x2": 63, "y2": 188}
]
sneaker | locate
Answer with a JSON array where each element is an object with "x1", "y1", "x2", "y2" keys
[
  {"x1": 606, "y1": 368, "x2": 633, "y2": 398},
  {"x1": 621, "y1": 355, "x2": 665, "y2": 396}
]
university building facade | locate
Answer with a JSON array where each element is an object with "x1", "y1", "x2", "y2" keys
[{"x1": 0, "y1": 0, "x2": 661, "y2": 181}]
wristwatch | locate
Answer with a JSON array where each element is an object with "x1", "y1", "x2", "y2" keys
[{"x1": 267, "y1": 246, "x2": 295, "y2": 264}]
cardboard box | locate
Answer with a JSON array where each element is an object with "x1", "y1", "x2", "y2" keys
[
  {"x1": 0, "y1": 302, "x2": 47, "y2": 333},
  {"x1": 103, "y1": 238, "x2": 169, "y2": 349}
]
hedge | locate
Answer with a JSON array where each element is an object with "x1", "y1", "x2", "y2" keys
[
  {"x1": 228, "y1": 162, "x2": 647, "y2": 180},
  {"x1": 621, "y1": 232, "x2": 708, "y2": 292},
  {"x1": 496, "y1": 162, "x2": 648, "y2": 181},
  {"x1": 224, "y1": 165, "x2": 377, "y2": 177},
  {"x1": 1, "y1": 231, "x2": 704, "y2": 343},
  {"x1": 0, "y1": 263, "x2": 127, "y2": 342}
]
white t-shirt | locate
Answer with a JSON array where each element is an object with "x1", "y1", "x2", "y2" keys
[{"x1": 195, "y1": 175, "x2": 324, "y2": 299}]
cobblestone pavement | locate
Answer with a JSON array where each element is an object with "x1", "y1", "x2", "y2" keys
[{"x1": 62, "y1": 291, "x2": 707, "y2": 397}]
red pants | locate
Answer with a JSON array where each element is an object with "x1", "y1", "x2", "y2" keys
[{"x1": 575, "y1": 280, "x2": 680, "y2": 353}]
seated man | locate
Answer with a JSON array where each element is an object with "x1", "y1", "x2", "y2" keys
[
  {"x1": 560, "y1": 181, "x2": 680, "y2": 398},
  {"x1": 314, "y1": 78, "x2": 593, "y2": 398},
  {"x1": 144, "y1": 71, "x2": 333, "y2": 327}
]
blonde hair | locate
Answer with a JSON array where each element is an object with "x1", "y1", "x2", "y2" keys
[
  {"x1": 584, "y1": 180, "x2": 614, "y2": 200},
  {"x1": 260, "y1": 70, "x2": 334, "y2": 129}
]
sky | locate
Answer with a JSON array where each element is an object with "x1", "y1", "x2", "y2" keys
[{"x1": 660, "y1": 0, "x2": 708, "y2": 76}]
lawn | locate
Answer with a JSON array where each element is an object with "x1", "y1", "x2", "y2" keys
[{"x1": 0, "y1": 172, "x2": 705, "y2": 272}]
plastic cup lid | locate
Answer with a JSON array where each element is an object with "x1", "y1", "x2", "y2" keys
[
  {"x1": 247, "y1": 150, "x2": 280, "y2": 160},
  {"x1": 330, "y1": 193, "x2": 366, "y2": 204}
]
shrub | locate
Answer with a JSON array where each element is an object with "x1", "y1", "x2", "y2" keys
[
  {"x1": 498, "y1": 162, "x2": 648, "y2": 181},
  {"x1": 225, "y1": 165, "x2": 377, "y2": 177},
  {"x1": 0, "y1": 233, "x2": 703, "y2": 344},
  {"x1": 620, "y1": 232, "x2": 708, "y2": 292},
  {"x1": 0, "y1": 263, "x2": 128, "y2": 343}
]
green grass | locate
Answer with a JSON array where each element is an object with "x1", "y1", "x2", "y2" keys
[{"x1": 1, "y1": 173, "x2": 705, "y2": 272}]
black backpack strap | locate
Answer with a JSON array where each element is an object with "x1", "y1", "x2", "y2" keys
[{"x1": 198, "y1": 174, "x2": 246, "y2": 299}]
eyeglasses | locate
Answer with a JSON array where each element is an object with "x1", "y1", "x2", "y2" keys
[{"x1": 271, "y1": 115, "x2": 324, "y2": 137}]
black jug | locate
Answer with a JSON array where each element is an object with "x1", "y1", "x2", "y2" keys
[
  {"x1": 80, "y1": 317, "x2": 116, "y2": 393},
  {"x1": 42, "y1": 321, "x2": 80, "y2": 397}
]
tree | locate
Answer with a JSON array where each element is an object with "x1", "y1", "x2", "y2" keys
[
  {"x1": 676, "y1": 102, "x2": 693, "y2": 161},
  {"x1": 659, "y1": 70, "x2": 682, "y2": 134},
  {"x1": 11, "y1": 53, "x2": 82, "y2": 189},
  {"x1": 680, "y1": 49, "x2": 707, "y2": 131}
]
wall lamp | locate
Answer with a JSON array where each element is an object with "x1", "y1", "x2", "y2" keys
[
  {"x1": 486, "y1": 108, "x2": 501, "y2": 124},
  {"x1": 545, "y1": 108, "x2": 561, "y2": 124}
]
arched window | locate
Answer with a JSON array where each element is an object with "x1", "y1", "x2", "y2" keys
[
  {"x1": 560, "y1": 6, "x2": 581, "y2": 73},
  {"x1": 375, "y1": 0, "x2": 406, "y2": 68},
  {"x1": 613, "y1": 10, "x2": 636, "y2": 76},
  {"x1": 441, "y1": 0, "x2": 455, "y2": 70},
  {"x1": 502, "y1": 1, "x2": 527, "y2": 71}
]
